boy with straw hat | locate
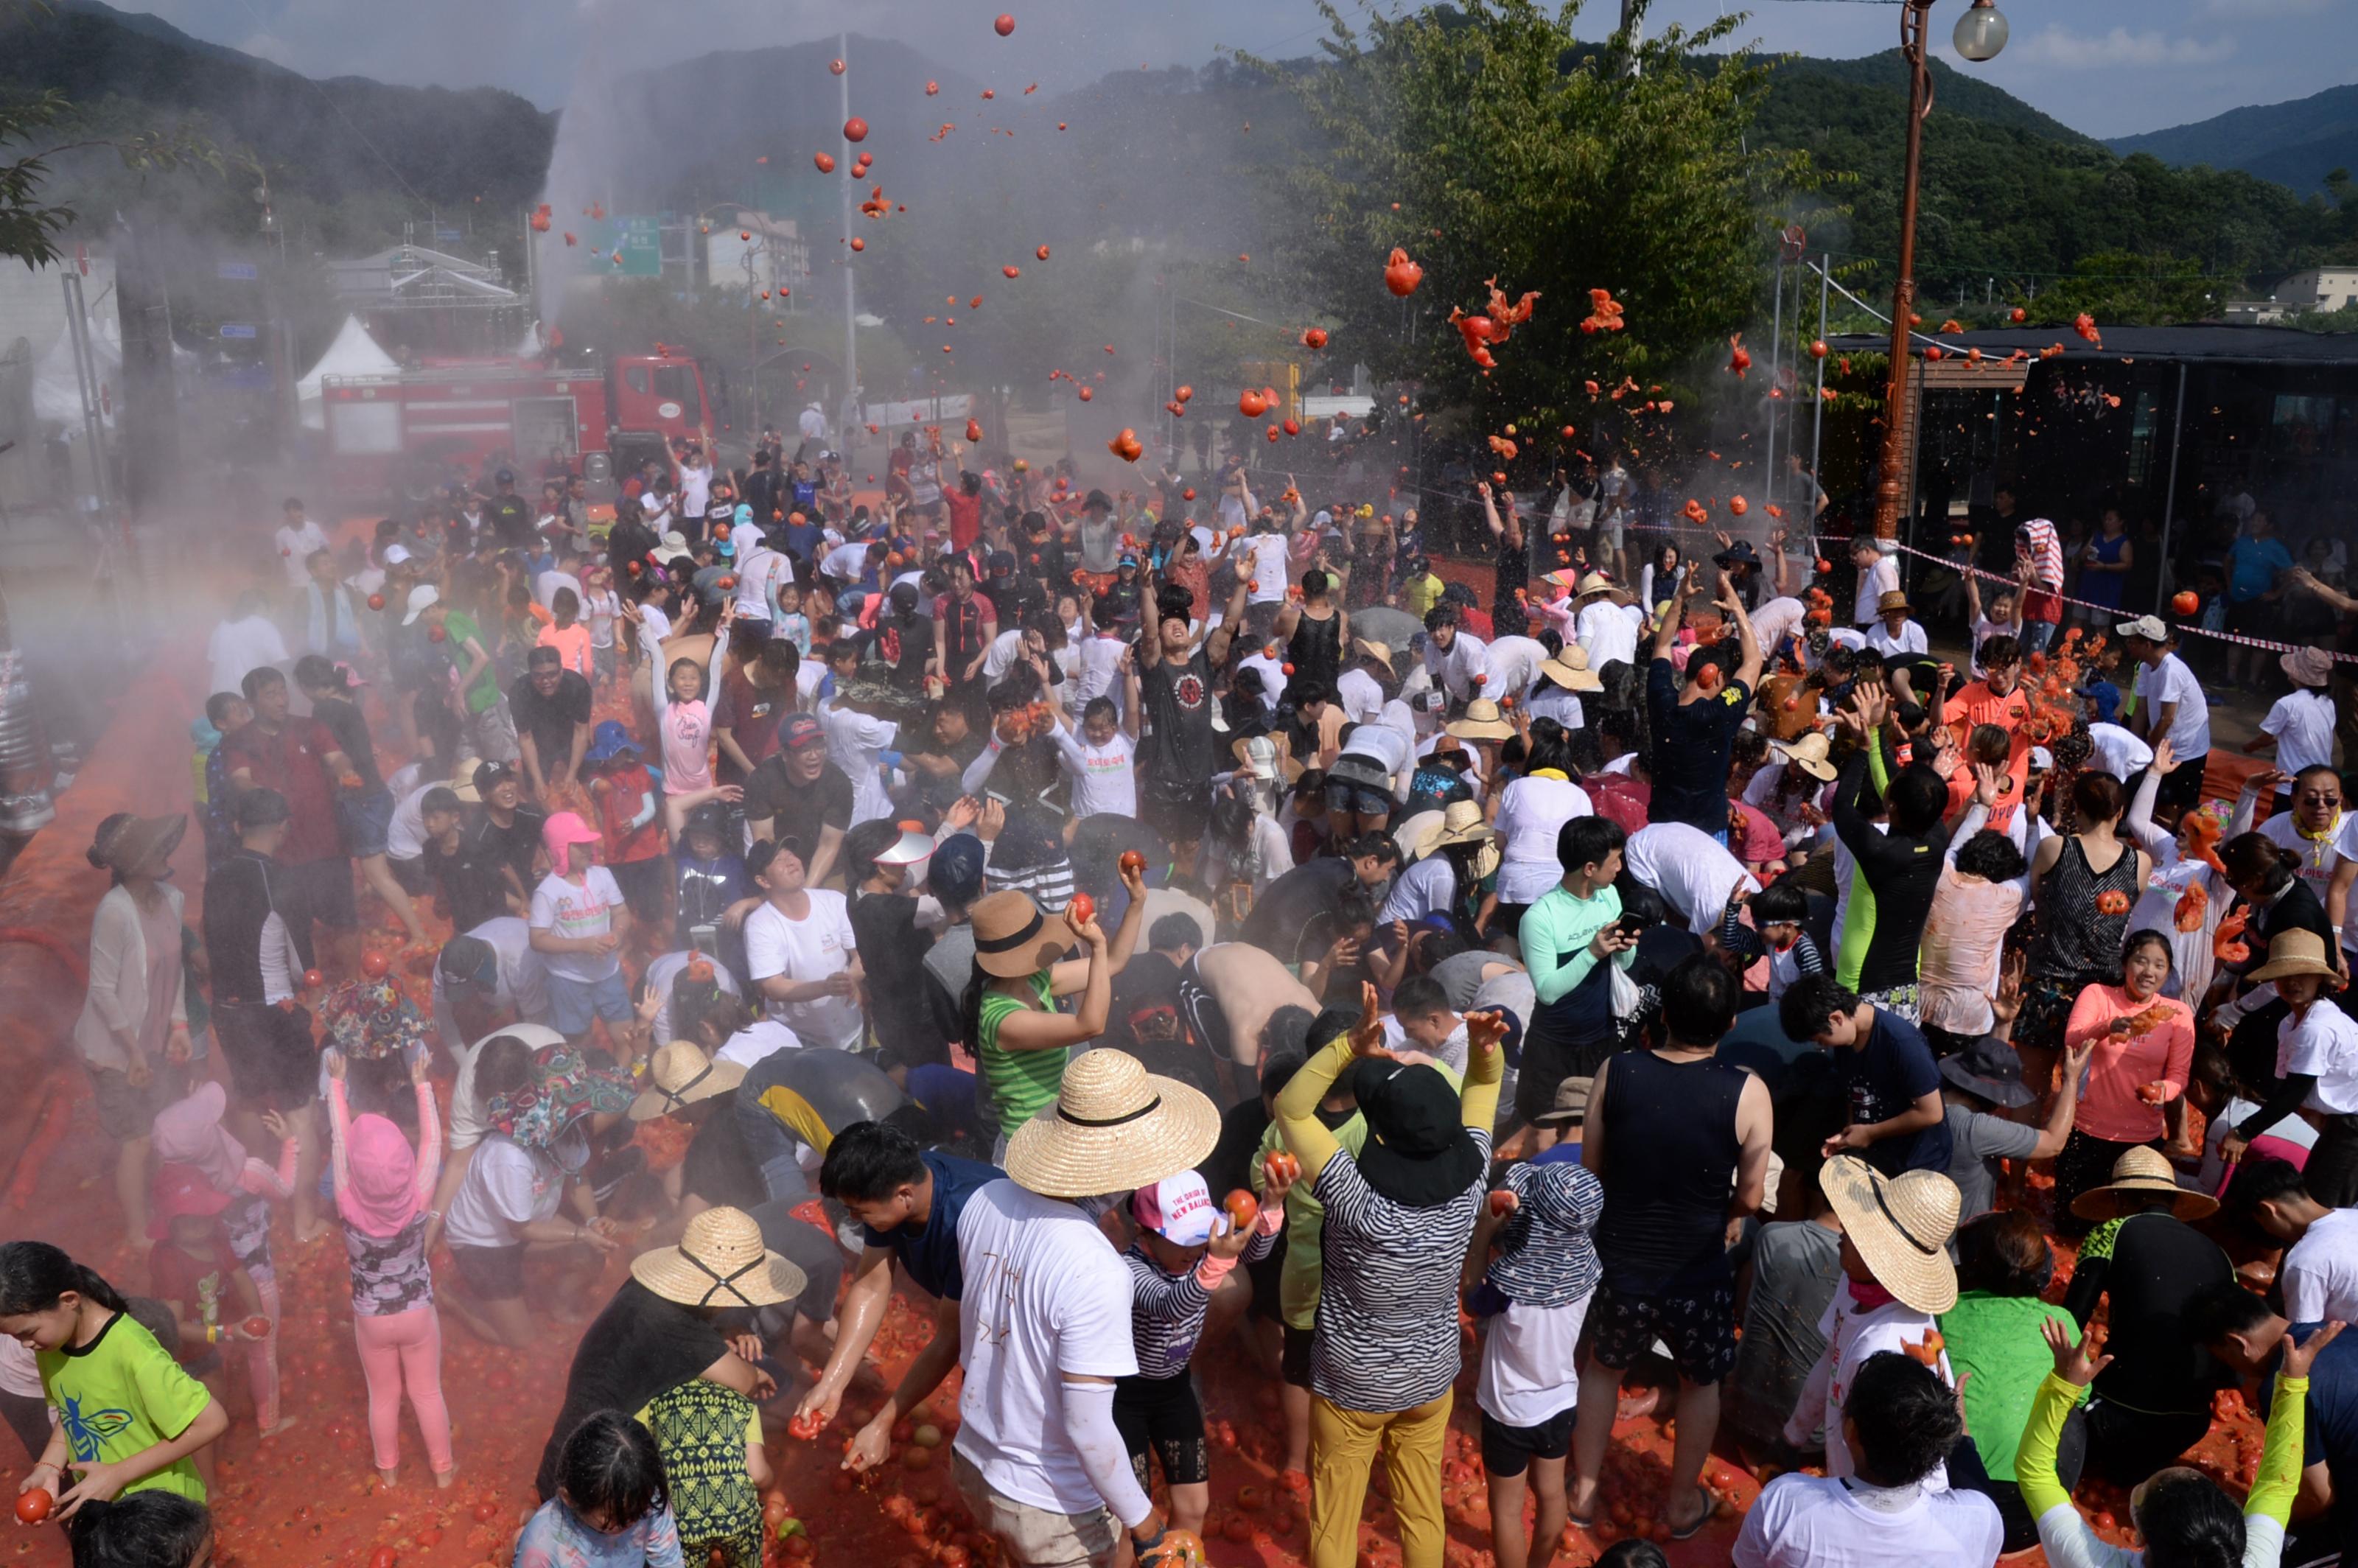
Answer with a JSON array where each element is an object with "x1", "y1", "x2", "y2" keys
[
  {"x1": 1782, "y1": 1156, "x2": 1962, "y2": 1483},
  {"x1": 955, "y1": 1049, "x2": 1220, "y2": 1568},
  {"x1": 2223, "y1": 929, "x2": 2358, "y2": 1200}
]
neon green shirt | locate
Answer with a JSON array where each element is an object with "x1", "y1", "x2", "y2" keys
[
  {"x1": 37, "y1": 1312, "x2": 213, "y2": 1502},
  {"x1": 978, "y1": 973, "x2": 1063, "y2": 1142}
]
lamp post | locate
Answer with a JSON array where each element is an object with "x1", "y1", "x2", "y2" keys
[{"x1": 1870, "y1": 0, "x2": 2006, "y2": 542}]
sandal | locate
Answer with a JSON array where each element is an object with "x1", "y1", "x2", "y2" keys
[{"x1": 1667, "y1": 1488, "x2": 1714, "y2": 1541}]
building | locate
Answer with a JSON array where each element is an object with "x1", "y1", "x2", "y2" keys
[
  {"x1": 2272, "y1": 268, "x2": 2358, "y2": 315},
  {"x1": 702, "y1": 211, "x2": 811, "y2": 307}
]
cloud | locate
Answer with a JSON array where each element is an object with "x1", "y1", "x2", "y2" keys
[{"x1": 2012, "y1": 25, "x2": 2237, "y2": 70}]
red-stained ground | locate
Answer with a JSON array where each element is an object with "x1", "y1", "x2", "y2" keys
[{"x1": 0, "y1": 587, "x2": 2278, "y2": 1568}]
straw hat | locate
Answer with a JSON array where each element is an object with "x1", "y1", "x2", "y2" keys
[
  {"x1": 630, "y1": 1205, "x2": 805, "y2": 1309},
  {"x1": 2247, "y1": 928, "x2": 2346, "y2": 988},
  {"x1": 629, "y1": 1040, "x2": 747, "y2": 1121},
  {"x1": 1875, "y1": 589, "x2": 1912, "y2": 616},
  {"x1": 1818, "y1": 1155, "x2": 1959, "y2": 1314},
  {"x1": 1538, "y1": 643, "x2": 1603, "y2": 693},
  {"x1": 1575, "y1": 571, "x2": 1616, "y2": 598},
  {"x1": 1772, "y1": 731, "x2": 1839, "y2": 783},
  {"x1": 2281, "y1": 645, "x2": 2335, "y2": 689},
  {"x1": 445, "y1": 755, "x2": 483, "y2": 804},
  {"x1": 2069, "y1": 1144, "x2": 2219, "y2": 1222},
  {"x1": 1003, "y1": 1048, "x2": 1220, "y2": 1199},
  {"x1": 969, "y1": 889, "x2": 1074, "y2": 979},
  {"x1": 1416, "y1": 799, "x2": 1497, "y2": 858},
  {"x1": 1445, "y1": 699, "x2": 1515, "y2": 743},
  {"x1": 1351, "y1": 637, "x2": 1394, "y2": 668},
  {"x1": 91, "y1": 813, "x2": 186, "y2": 878}
]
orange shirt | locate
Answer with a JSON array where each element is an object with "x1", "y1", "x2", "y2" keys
[
  {"x1": 1943, "y1": 677, "x2": 2034, "y2": 739},
  {"x1": 537, "y1": 620, "x2": 592, "y2": 679},
  {"x1": 2065, "y1": 983, "x2": 2194, "y2": 1144}
]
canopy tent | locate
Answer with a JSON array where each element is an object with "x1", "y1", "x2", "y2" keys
[
  {"x1": 32, "y1": 323, "x2": 119, "y2": 427},
  {"x1": 298, "y1": 315, "x2": 402, "y2": 430}
]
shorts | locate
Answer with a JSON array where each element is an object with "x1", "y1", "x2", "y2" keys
[
  {"x1": 214, "y1": 1000, "x2": 320, "y2": 1110},
  {"x1": 608, "y1": 855, "x2": 674, "y2": 927},
  {"x1": 335, "y1": 785, "x2": 396, "y2": 859},
  {"x1": 953, "y1": 1449, "x2": 1118, "y2": 1568},
  {"x1": 1487, "y1": 902, "x2": 1531, "y2": 941},
  {"x1": 1859, "y1": 983, "x2": 1920, "y2": 1025},
  {"x1": 283, "y1": 854, "x2": 357, "y2": 931},
  {"x1": 388, "y1": 854, "x2": 433, "y2": 896},
  {"x1": 466, "y1": 700, "x2": 522, "y2": 766},
  {"x1": 1243, "y1": 601, "x2": 1284, "y2": 641},
  {"x1": 1324, "y1": 777, "x2": 1395, "y2": 819},
  {"x1": 1514, "y1": 1031, "x2": 1609, "y2": 1127},
  {"x1": 1281, "y1": 1322, "x2": 1316, "y2": 1388},
  {"x1": 547, "y1": 970, "x2": 634, "y2": 1037},
  {"x1": 1479, "y1": 1404, "x2": 1576, "y2": 1478},
  {"x1": 87, "y1": 1060, "x2": 189, "y2": 1142},
  {"x1": 1586, "y1": 1277, "x2": 1738, "y2": 1384},
  {"x1": 451, "y1": 1242, "x2": 528, "y2": 1301},
  {"x1": 1595, "y1": 515, "x2": 1627, "y2": 554},
  {"x1": 1113, "y1": 1371, "x2": 1209, "y2": 1491},
  {"x1": 746, "y1": 1199, "x2": 850, "y2": 1326}
]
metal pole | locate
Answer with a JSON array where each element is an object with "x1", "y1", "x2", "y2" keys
[
  {"x1": 1872, "y1": 0, "x2": 1934, "y2": 542},
  {"x1": 62, "y1": 272, "x2": 108, "y2": 508},
  {"x1": 1766, "y1": 252, "x2": 1785, "y2": 517},
  {"x1": 1810, "y1": 255, "x2": 1829, "y2": 506},
  {"x1": 839, "y1": 30, "x2": 858, "y2": 455},
  {"x1": 2154, "y1": 360, "x2": 2189, "y2": 613}
]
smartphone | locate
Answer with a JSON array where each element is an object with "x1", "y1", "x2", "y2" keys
[{"x1": 1614, "y1": 913, "x2": 1651, "y2": 937}]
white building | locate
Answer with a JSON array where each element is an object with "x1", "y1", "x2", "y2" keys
[
  {"x1": 2272, "y1": 268, "x2": 2358, "y2": 315},
  {"x1": 703, "y1": 212, "x2": 810, "y2": 308}
]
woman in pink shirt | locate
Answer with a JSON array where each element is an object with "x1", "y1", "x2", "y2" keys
[{"x1": 2055, "y1": 930, "x2": 2194, "y2": 1231}]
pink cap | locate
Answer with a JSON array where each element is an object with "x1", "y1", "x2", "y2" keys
[{"x1": 543, "y1": 812, "x2": 601, "y2": 860}]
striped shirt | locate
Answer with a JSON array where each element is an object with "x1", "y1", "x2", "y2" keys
[
  {"x1": 1123, "y1": 1224, "x2": 1281, "y2": 1381},
  {"x1": 1309, "y1": 1130, "x2": 1492, "y2": 1413}
]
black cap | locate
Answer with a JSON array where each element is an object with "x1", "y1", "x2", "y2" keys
[
  {"x1": 472, "y1": 760, "x2": 517, "y2": 796},
  {"x1": 438, "y1": 934, "x2": 497, "y2": 990},
  {"x1": 682, "y1": 801, "x2": 729, "y2": 838}
]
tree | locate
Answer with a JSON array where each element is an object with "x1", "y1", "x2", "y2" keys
[
  {"x1": 1238, "y1": 0, "x2": 1814, "y2": 439},
  {"x1": 0, "y1": 88, "x2": 223, "y2": 269}
]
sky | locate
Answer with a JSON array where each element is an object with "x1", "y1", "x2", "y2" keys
[{"x1": 128, "y1": 0, "x2": 2354, "y2": 139}]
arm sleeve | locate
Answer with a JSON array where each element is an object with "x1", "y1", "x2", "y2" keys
[
  {"x1": 1273, "y1": 1035, "x2": 1354, "y2": 1183},
  {"x1": 1060, "y1": 1379, "x2": 1155, "y2": 1529},
  {"x1": 240, "y1": 1147, "x2": 297, "y2": 1203},
  {"x1": 413, "y1": 1079, "x2": 444, "y2": 1205},
  {"x1": 961, "y1": 739, "x2": 1004, "y2": 797},
  {"x1": 2021, "y1": 1373, "x2": 2132, "y2": 1568},
  {"x1": 1830, "y1": 756, "x2": 1877, "y2": 858},
  {"x1": 328, "y1": 1079, "x2": 354, "y2": 1201},
  {"x1": 1524, "y1": 894, "x2": 1607, "y2": 1006},
  {"x1": 2239, "y1": 1074, "x2": 2317, "y2": 1142},
  {"x1": 2248, "y1": 1373, "x2": 2310, "y2": 1528},
  {"x1": 1461, "y1": 1031, "x2": 1503, "y2": 1133},
  {"x1": 1780, "y1": 1342, "x2": 1833, "y2": 1449},
  {"x1": 259, "y1": 911, "x2": 301, "y2": 1004}
]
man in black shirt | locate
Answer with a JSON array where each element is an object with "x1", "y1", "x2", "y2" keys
[
  {"x1": 1137, "y1": 573, "x2": 1249, "y2": 858},
  {"x1": 467, "y1": 761, "x2": 547, "y2": 897},
  {"x1": 1236, "y1": 836, "x2": 1399, "y2": 965},
  {"x1": 485, "y1": 469, "x2": 531, "y2": 550},
  {"x1": 508, "y1": 647, "x2": 593, "y2": 802},
  {"x1": 740, "y1": 713, "x2": 853, "y2": 887},
  {"x1": 427, "y1": 794, "x2": 524, "y2": 934},
  {"x1": 1645, "y1": 580, "x2": 1762, "y2": 839}
]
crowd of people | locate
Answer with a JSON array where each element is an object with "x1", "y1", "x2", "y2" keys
[{"x1": 9, "y1": 430, "x2": 2358, "y2": 1568}]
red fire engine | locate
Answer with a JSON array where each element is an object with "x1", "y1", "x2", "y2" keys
[{"x1": 318, "y1": 349, "x2": 713, "y2": 498}]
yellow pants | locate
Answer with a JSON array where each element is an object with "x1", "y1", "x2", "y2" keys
[{"x1": 1307, "y1": 1390, "x2": 1452, "y2": 1568}]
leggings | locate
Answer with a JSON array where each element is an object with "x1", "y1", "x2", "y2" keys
[
  {"x1": 247, "y1": 1275, "x2": 281, "y2": 1432},
  {"x1": 351, "y1": 1304, "x2": 454, "y2": 1475}
]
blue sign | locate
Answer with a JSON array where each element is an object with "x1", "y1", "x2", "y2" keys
[
  {"x1": 435, "y1": 227, "x2": 463, "y2": 243},
  {"x1": 216, "y1": 262, "x2": 257, "y2": 281},
  {"x1": 219, "y1": 323, "x2": 257, "y2": 340}
]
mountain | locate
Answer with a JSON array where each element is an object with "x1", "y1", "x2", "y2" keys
[
  {"x1": 1764, "y1": 50, "x2": 2102, "y2": 148},
  {"x1": 2109, "y1": 83, "x2": 2358, "y2": 197},
  {"x1": 0, "y1": 0, "x2": 555, "y2": 208}
]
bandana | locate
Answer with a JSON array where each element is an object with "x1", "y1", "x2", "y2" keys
[{"x1": 318, "y1": 978, "x2": 428, "y2": 1063}]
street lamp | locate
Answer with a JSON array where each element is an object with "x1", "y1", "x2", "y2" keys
[{"x1": 1870, "y1": 0, "x2": 2006, "y2": 542}]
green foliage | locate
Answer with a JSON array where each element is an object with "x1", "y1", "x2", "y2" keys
[
  {"x1": 0, "y1": 87, "x2": 222, "y2": 267},
  {"x1": 1239, "y1": 0, "x2": 1814, "y2": 435}
]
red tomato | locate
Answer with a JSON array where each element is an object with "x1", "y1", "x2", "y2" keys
[
  {"x1": 1488, "y1": 1190, "x2": 1518, "y2": 1217},
  {"x1": 368, "y1": 1550, "x2": 398, "y2": 1568},
  {"x1": 366, "y1": 592, "x2": 386, "y2": 611},
  {"x1": 1223, "y1": 1189, "x2": 1259, "y2": 1232},
  {"x1": 843, "y1": 117, "x2": 869, "y2": 142},
  {"x1": 993, "y1": 13, "x2": 1015, "y2": 35},
  {"x1": 15, "y1": 1489, "x2": 53, "y2": 1525},
  {"x1": 302, "y1": 968, "x2": 324, "y2": 989},
  {"x1": 814, "y1": 152, "x2": 836, "y2": 173},
  {"x1": 427, "y1": 624, "x2": 448, "y2": 643},
  {"x1": 360, "y1": 951, "x2": 391, "y2": 979},
  {"x1": 242, "y1": 1315, "x2": 271, "y2": 1340},
  {"x1": 1068, "y1": 893, "x2": 1096, "y2": 926},
  {"x1": 2172, "y1": 589, "x2": 2200, "y2": 616},
  {"x1": 787, "y1": 1413, "x2": 823, "y2": 1441},
  {"x1": 1118, "y1": 850, "x2": 1147, "y2": 876},
  {"x1": 1264, "y1": 1149, "x2": 1301, "y2": 1186}
]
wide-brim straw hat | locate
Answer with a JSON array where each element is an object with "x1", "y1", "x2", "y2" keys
[
  {"x1": 970, "y1": 889, "x2": 1073, "y2": 979},
  {"x1": 2069, "y1": 1144, "x2": 2218, "y2": 1222},
  {"x1": 1876, "y1": 589, "x2": 1912, "y2": 616},
  {"x1": 93, "y1": 813, "x2": 186, "y2": 878},
  {"x1": 1352, "y1": 637, "x2": 1394, "y2": 668},
  {"x1": 629, "y1": 1040, "x2": 746, "y2": 1122},
  {"x1": 1416, "y1": 799, "x2": 1497, "y2": 858},
  {"x1": 1575, "y1": 572, "x2": 1616, "y2": 598},
  {"x1": 1538, "y1": 644, "x2": 1603, "y2": 693},
  {"x1": 1446, "y1": 699, "x2": 1514, "y2": 742},
  {"x1": 2247, "y1": 928, "x2": 2346, "y2": 988},
  {"x1": 1004, "y1": 1048, "x2": 1220, "y2": 1198},
  {"x1": 1774, "y1": 731, "x2": 1839, "y2": 783},
  {"x1": 1819, "y1": 1155, "x2": 1960, "y2": 1314},
  {"x1": 631, "y1": 1205, "x2": 805, "y2": 1309}
]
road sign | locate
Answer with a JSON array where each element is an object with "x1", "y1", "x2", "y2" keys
[
  {"x1": 219, "y1": 323, "x2": 258, "y2": 340},
  {"x1": 574, "y1": 216, "x2": 663, "y2": 278},
  {"x1": 217, "y1": 262, "x2": 259, "y2": 281}
]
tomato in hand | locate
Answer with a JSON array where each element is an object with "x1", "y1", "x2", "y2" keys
[
  {"x1": 1263, "y1": 1149, "x2": 1301, "y2": 1186},
  {"x1": 788, "y1": 1413, "x2": 824, "y2": 1441},
  {"x1": 1068, "y1": 893, "x2": 1095, "y2": 926},
  {"x1": 15, "y1": 1490, "x2": 53, "y2": 1525},
  {"x1": 1488, "y1": 1190, "x2": 1519, "y2": 1218},
  {"x1": 1223, "y1": 1189, "x2": 1259, "y2": 1232},
  {"x1": 1118, "y1": 850, "x2": 1147, "y2": 876}
]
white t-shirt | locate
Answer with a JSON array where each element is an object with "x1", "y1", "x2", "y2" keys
[
  {"x1": 679, "y1": 462, "x2": 712, "y2": 520},
  {"x1": 2284, "y1": 1207, "x2": 2358, "y2": 1326},
  {"x1": 822, "y1": 540, "x2": 870, "y2": 583},
  {"x1": 2281, "y1": 1001, "x2": 2358, "y2": 1116},
  {"x1": 1732, "y1": 1474, "x2": 2000, "y2": 1568},
  {"x1": 735, "y1": 550, "x2": 791, "y2": 622},
  {"x1": 533, "y1": 570, "x2": 584, "y2": 612},
  {"x1": 1864, "y1": 619, "x2": 1928, "y2": 659},
  {"x1": 1074, "y1": 634, "x2": 1128, "y2": 718},
  {"x1": 1525, "y1": 683, "x2": 1585, "y2": 730},
  {"x1": 275, "y1": 519, "x2": 329, "y2": 585},
  {"x1": 1476, "y1": 1294, "x2": 1589, "y2": 1429},
  {"x1": 1853, "y1": 554, "x2": 1901, "y2": 625},
  {"x1": 716, "y1": 1018, "x2": 804, "y2": 1070},
  {"x1": 430, "y1": 916, "x2": 552, "y2": 1049},
  {"x1": 1236, "y1": 649, "x2": 1289, "y2": 713},
  {"x1": 982, "y1": 628, "x2": 1029, "y2": 686},
  {"x1": 1058, "y1": 730, "x2": 1137, "y2": 820},
  {"x1": 528, "y1": 867, "x2": 626, "y2": 984},
  {"x1": 1575, "y1": 600, "x2": 1638, "y2": 672},
  {"x1": 1752, "y1": 597, "x2": 1806, "y2": 658},
  {"x1": 446, "y1": 1021, "x2": 566, "y2": 1153},
  {"x1": 745, "y1": 892, "x2": 863, "y2": 1051},
  {"x1": 1808, "y1": 1292, "x2": 1953, "y2": 1482},
  {"x1": 1335, "y1": 667, "x2": 1385, "y2": 724},
  {"x1": 208, "y1": 615, "x2": 290, "y2": 698},
  {"x1": 1625, "y1": 822, "x2": 1759, "y2": 934},
  {"x1": 2261, "y1": 808, "x2": 2345, "y2": 911},
  {"x1": 2134, "y1": 653, "x2": 2211, "y2": 759},
  {"x1": 0, "y1": 1335, "x2": 43, "y2": 1401},
  {"x1": 643, "y1": 948, "x2": 743, "y2": 1046},
  {"x1": 954, "y1": 1180, "x2": 1143, "y2": 1518},
  {"x1": 1493, "y1": 775, "x2": 1595, "y2": 906},
  {"x1": 1379, "y1": 853, "x2": 1462, "y2": 925},
  {"x1": 442, "y1": 1134, "x2": 563, "y2": 1249},
  {"x1": 1246, "y1": 533, "x2": 1290, "y2": 603},
  {"x1": 1483, "y1": 636, "x2": 1547, "y2": 703},
  {"x1": 2262, "y1": 689, "x2": 2337, "y2": 781},
  {"x1": 1423, "y1": 633, "x2": 1491, "y2": 703},
  {"x1": 822, "y1": 706, "x2": 899, "y2": 826},
  {"x1": 386, "y1": 780, "x2": 438, "y2": 861},
  {"x1": 2085, "y1": 722, "x2": 2153, "y2": 783}
]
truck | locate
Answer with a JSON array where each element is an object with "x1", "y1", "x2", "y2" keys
[{"x1": 317, "y1": 348, "x2": 715, "y2": 504}]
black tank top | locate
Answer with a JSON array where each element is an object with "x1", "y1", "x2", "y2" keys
[
  {"x1": 1286, "y1": 609, "x2": 1343, "y2": 695},
  {"x1": 1592, "y1": 1049, "x2": 1749, "y2": 1292}
]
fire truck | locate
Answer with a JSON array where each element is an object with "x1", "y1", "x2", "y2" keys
[{"x1": 318, "y1": 349, "x2": 715, "y2": 502}]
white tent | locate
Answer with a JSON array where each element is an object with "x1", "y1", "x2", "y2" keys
[
  {"x1": 297, "y1": 315, "x2": 401, "y2": 430},
  {"x1": 32, "y1": 326, "x2": 118, "y2": 427}
]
